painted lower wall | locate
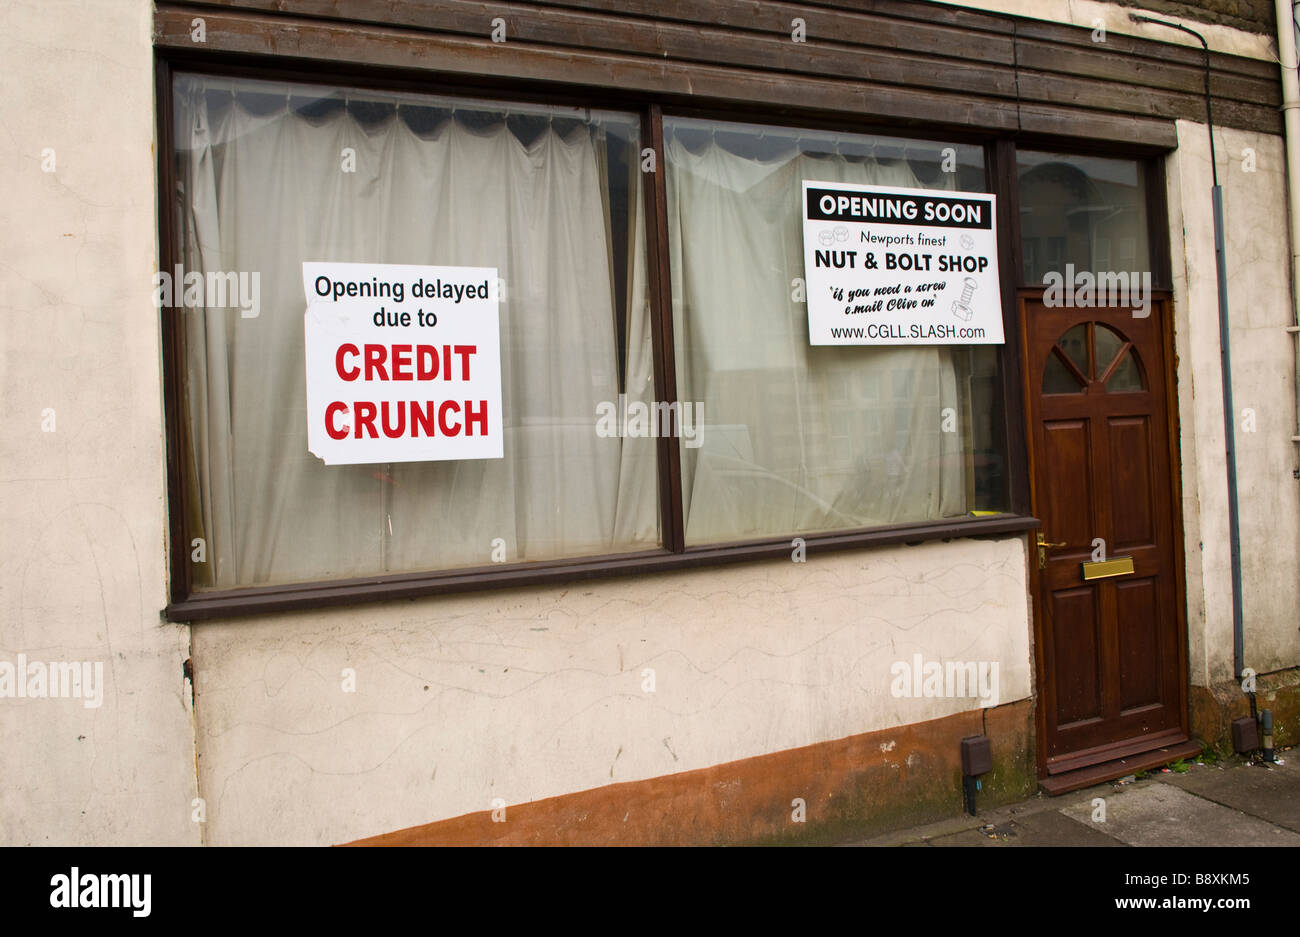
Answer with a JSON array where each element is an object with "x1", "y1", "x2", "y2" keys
[
  {"x1": 347, "y1": 700, "x2": 1037, "y2": 846},
  {"x1": 191, "y1": 537, "x2": 1031, "y2": 845}
]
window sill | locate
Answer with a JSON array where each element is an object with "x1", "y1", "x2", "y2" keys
[{"x1": 163, "y1": 513, "x2": 1040, "y2": 623}]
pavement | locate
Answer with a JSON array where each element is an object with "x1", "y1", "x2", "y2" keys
[{"x1": 847, "y1": 749, "x2": 1300, "y2": 846}]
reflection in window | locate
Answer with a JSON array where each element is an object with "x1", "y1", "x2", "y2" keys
[
  {"x1": 1040, "y1": 321, "x2": 1145, "y2": 395},
  {"x1": 1059, "y1": 324, "x2": 1089, "y2": 376},
  {"x1": 1018, "y1": 151, "x2": 1150, "y2": 287},
  {"x1": 1096, "y1": 324, "x2": 1145, "y2": 392},
  {"x1": 1094, "y1": 324, "x2": 1124, "y2": 375},
  {"x1": 1105, "y1": 352, "x2": 1145, "y2": 393},
  {"x1": 1042, "y1": 351, "x2": 1084, "y2": 395}
]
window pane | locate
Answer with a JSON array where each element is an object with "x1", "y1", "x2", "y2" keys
[
  {"x1": 1105, "y1": 351, "x2": 1145, "y2": 393},
  {"x1": 172, "y1": 75, "x2": 657, "y2": 588},
  {"x1": 1094, "y1": 323, "x2": 1125, "y2": 375},
  {"x1": 1042, "y1": 351, "x2": 1084, "y2": 395},
  {"x1": 1096, "y1": 324, "x2": 1146, "y2": 393},
  {"x1": 665, "y1": 117, "x2": 1007, "y2": 544},
  {"x1": 1059, "y1": 324, "x2": 1089, "y2": 377},
  {"x1": 1018, "y1": 151, "x2": 1150, "y2": 288}
]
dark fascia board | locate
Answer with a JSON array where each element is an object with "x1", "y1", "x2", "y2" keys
[{"x1": 154, "y1": 5, "x2": 1199, "y2": 143}]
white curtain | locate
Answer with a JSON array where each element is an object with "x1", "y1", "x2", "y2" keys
[
  {"x1": 666, "y1": 136, "x2": 967, "y2": 544},
  {"x1": 176, "y1": 78, "x2": 657, "y2": 588}
]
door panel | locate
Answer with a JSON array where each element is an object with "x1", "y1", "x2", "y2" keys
[
  {"x1": 1021, "y1": 300, "x2": 1187, "y2": 774},
  {"x1": 1108, "y1": 417, "x2": 1155, "y2": 547},
  {"x1": 1116, "y1": 577, "x2": 1160, "y2": 711},
  {"x1": 1042, "y1": 421, "x2": 1092, "y2": 545},
  {"x1": 1049, "y1": 587, "x2": 1102, "y2": 725}
]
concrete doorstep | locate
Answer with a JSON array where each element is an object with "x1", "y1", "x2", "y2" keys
[{"x1": 845, "y1": 750, "x2": 1300, "y2": 847}]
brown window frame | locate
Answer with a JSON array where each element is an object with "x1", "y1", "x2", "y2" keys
[{"x1": 157, "y1": 55, "x2": 1050, "y2": 623}]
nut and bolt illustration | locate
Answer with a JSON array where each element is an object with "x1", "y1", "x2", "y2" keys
[{"x1": 951, "y1": 277, "x2": 978, "y2": 321}]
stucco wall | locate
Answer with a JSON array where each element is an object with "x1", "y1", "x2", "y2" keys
[
  {"x1": 1166, "y1": 121, "x2": 1300, "y2": 684},
  {"x1": 1107, "y1": 0, "x2": 1276, "y2": 35},
  {"x1": 190, "y1": 536, "x2": 1031, "y2": 845},
  {"x1": 943, "y1": 0, "x2": 1276, "y2": 59},
  {"x1": 0, "y1": 0, "x2": 198, "y2": 845}
]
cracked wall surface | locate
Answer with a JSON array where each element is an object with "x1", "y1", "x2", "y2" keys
[
  {"x1": 0, "y1": 0, "x2": 199, "y2": 845},
  {"x1": 1167, "y1": 122, "x2": 1300, "y2": 685},
  {"x1": 191, "y1": 537, "x2": 1031, "y2": 845}
]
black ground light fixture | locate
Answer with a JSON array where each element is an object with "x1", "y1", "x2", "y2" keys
[
  {"x1": 1129, "y1": 14, "x2": 1247, "y2": 683},
  {"x1": 1231, "y1": 693, "x2": 1276, "y2": 761},
  {"x1": 1232, "y1": 714, "x2": 1259, "y2": 754},
  {"x1": 960, "y1": 735, "x2": 992, "y2": 815}
]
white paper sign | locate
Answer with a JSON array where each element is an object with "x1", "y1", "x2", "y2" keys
[
  {"x1": 303, "y1": 261, "x2": 502, "y2": 465},
  {"x1": 802, "y1": 181, "x2": 1004, "y2": 345}
]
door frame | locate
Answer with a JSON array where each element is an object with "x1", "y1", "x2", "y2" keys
[{"x1": 1018, "y1": 288, "x2": 1192, "y2": 779}]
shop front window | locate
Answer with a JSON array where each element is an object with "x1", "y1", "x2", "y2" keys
[
  {"x1": 163, "y1": 74, "x2": 1022, "y2": 606},
  {"x1": 171, "y1": 75, "x2": 656, "y2": 588},
  {"x1": 664, "y1": 117, "x2": 1008, "y2": 544}
]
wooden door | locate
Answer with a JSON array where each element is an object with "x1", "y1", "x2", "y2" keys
[{"x1": 1021, "y1": 297, "x2": 1187, "y2": 775}]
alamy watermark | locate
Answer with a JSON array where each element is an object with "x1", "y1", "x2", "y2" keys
[
  {"x1": 595, "y1": 395, "x2": 704, "y2": 448},
  {"x1": 50, "y1": 868, "x2": 150, "y2": 917},
  {"x1": 152, "y1": 265, "x2": 261, "y2": 318},
  {"x1": 890, "y1": 654, "x2": 999, "y2": 707},
  {"x1": 0, "y1": 654, "x2": 104, "y2": 708},
  {"x1": 1043, "y1": 264, "x2": 1152, "y2": 318}
]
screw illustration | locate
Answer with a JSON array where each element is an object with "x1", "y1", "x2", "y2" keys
[{"x1": 951, "y1": 277, "x2": 977, "y2": 321}]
